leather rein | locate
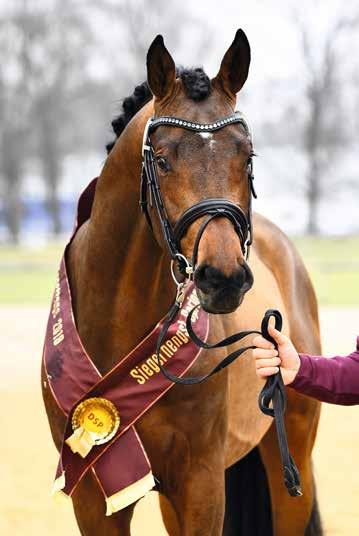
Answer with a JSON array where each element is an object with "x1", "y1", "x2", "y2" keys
[{"x1": 140, "y1": 111, "x2": 302, "y2": 497}]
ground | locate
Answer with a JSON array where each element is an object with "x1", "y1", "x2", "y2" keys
[{"x1": 1, "y1": 237, "x2": 359, "y2": 534}]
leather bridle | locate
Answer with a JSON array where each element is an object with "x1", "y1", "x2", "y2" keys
[
  {"x1": 140, "y1": 111, "x2": 257, "y2": 275},
  {"x1": 139, "y1": 110, "x2": 302, "y2": 498}
]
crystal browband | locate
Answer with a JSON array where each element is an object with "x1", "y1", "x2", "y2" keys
[{"x1": 148, "y1": 112, "x2": 251, "y2": 136}]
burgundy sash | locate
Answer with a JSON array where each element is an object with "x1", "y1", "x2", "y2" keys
[{"x1": 43, "y1": 180, "x2": 209, "y2": 514}]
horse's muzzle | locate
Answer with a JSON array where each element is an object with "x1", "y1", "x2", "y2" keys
[{"x1": 194, "y1": 262, "x2": 254, "y2": 314}]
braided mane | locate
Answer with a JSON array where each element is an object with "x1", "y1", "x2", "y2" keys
[{"x1": 106, "y1": 67, "x2": 211, "y2": 153}]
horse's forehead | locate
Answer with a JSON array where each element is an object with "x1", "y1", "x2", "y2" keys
[
  {"x1": 153, "y1": 81, "x2": 230, "y2": 118},
  {"x1": 134, "y1": 90, "x2": 249, "y2": 157}
]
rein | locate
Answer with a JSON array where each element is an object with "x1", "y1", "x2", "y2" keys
[{"x1": 140, "y1": 110, "x2": 302, "y2": 497}]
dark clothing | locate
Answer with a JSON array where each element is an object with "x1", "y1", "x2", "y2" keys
[{"x1": 290, "y1": 337, "x2": 359, "y2": 405}]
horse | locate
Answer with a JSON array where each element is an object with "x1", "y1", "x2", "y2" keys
[{"x1": 42, "y1": 29, "x2": 322, "y2": 535}]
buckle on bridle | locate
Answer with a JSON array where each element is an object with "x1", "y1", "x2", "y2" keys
[
  {"x1": 170, "y1": 254, "x2": 194, "y2": 305},
  {"x1": 141, "y1": 117, "x2": 154, "y2": 156},
  {"x1": 171, "y1": 254, "x2": 193, "y2": 282},
  {"x1": 174, "y1": 283, "x2": 186, "y2": 306}
]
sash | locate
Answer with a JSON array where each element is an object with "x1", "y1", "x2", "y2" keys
[{"x1": 43, "y1": 180, "x2": 209, "y2": 515}]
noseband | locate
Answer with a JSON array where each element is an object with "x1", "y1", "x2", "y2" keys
[
  {"x1": 140, "y1": 111, "x2": 257, "y2": 275},
  {"x1": 139, "y1": 110, "x2": 302, "y2": 498}
]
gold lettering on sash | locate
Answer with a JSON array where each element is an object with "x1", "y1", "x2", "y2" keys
[
  {"x1": 53, "y1": 317, "x2": 64, "y2": 346},
  {"x1": 146, "y1": 357, "x2": 160, "y2": 373},
  {"x1": 51, "y1": 272, "x2": 65, "y2": 346},
  {"x1": 160, "y1": 346, "x2": 172, "y2": 359},
  {"x1": 180, "y1": 290, "x2": 200, "y2": 323},
  {"x1": 52, "y1": 274, "x2": 61, "y2": 319},
  {"x1": 165, "y1": 340, "x2": 178, "y2": 353},
  {"x1": 141, "y1": 364, "x2": 154, "y2": 377},
  {"x1": 53, "y1": 333, "x2": 65, "y2": 346},
  {"x1": 53, "y1": 318, "x2": 63, "y2": 334},
  {"x1": 176, "y1": 330, "x2": 189, "y2": 343},
  {"x1": 129, "y1": 320, "x2": 194, "y2": 385},
  {"x1": 171, "y1": 335, "x2": 182, "y2": 348},
  {"x1": 130, "y1": 369, "x2": 146, "y2": 385}
]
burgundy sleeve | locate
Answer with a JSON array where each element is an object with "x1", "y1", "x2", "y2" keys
[{"x1": 289, "y1": 337, "x2": 359, "y2": 405}]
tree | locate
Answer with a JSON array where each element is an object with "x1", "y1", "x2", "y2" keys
[
  {"x1": 91, "y1": 0, "x2": 213, "y2": 91},
  {"x1": 298, "y1": 13, "x2": 359, "y2": 234},
  {"x1": 0, "y1": 0, "x2": 97, "y2": 240},
  {"x1": 30, "y1": 1, "x2": 95, "y2": 235},
  {"x1": 251, "y1": 2, "x2": 359, "y2": 235},
  {"x1": 0, "y1": 0, "x2": 213, "y2": 241},
  {"x1": 0, "y1": 0, "x2": 35, "y2": 242}
]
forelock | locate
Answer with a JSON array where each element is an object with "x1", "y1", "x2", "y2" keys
[{"x1": 177, "y1": 67, "x2": 212, "y2": 102}]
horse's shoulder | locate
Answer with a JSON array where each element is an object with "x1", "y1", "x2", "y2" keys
[
  {"x1": 252, "y1": 212, "x2": 303, "y2": 271},
  {"x1": 66, "y1": 221, "x2": 90, "y2": 314},
  {"x1": 252, "y1": 211, "x2": 315, "y2": 308},
  {"x1": 252, "y1": 212, "x2": 320, "y2": 352}
]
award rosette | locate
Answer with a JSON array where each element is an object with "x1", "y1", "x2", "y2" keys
[
  {"x1": 43, "y1": 179, "x2": 209, "y2": 515},
  {"x1": 66, "y1": 398, "x2": 120, "y2": 458}
]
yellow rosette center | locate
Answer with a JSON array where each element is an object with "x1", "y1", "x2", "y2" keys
[{"x1": 66, "y1": 398, "x2": 120, "y2": 458}]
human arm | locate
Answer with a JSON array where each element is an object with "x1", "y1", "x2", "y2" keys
[{"x1": 253, "y1": 328, "x2": 359, "y2": 406}]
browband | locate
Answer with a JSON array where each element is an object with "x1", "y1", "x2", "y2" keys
[{"x1": 147, "y1": 111, "x2": 251, "y2": 136}]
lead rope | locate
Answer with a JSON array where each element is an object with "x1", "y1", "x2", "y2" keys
[
  {"x1": 156, "y1": 296, "x2": 302, "y2": 497},
  {"x1": 259, "y1": 310, "x2": 302, "y2": 497}
]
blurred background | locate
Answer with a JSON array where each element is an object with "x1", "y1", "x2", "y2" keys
[{"x1": 1, "y1": 0, "x2": 358, "y2": 534}]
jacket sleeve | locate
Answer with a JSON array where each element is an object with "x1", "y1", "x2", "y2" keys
[{"x1": 289, "y1": 337, "x2": 359, "y2": 405}]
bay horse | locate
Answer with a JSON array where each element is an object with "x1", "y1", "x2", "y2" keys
[{"x1": 42, "y1": 29, "x2": 323, "y2": 535}]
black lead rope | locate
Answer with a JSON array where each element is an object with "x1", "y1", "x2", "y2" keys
[
  {"x1": 259, "y1": 310, "x2": 302, "y2": 497},
  {"x1": 156, "y1": 302, "x2": 302, "y2": 497}
]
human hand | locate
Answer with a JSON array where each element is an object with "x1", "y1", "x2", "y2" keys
[{"x1": 253, "y1": 326, "x2": 301, "y2": 385}]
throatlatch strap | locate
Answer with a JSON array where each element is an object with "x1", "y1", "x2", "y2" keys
[{"x1": 156, "y1": 304, "x2": 302, "y2": 497}]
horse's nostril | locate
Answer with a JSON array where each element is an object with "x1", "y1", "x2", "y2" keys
[
  {"x1": 234, "y1": 263, "x2": 254, "y2": 290},
  {"x1": 195, "y1": 263, "x2": 253, "y2": 295},
  {"x1": 194, "y1": 264, "x2": 219, "y2": 293}
]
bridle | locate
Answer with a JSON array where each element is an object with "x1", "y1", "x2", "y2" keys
[
  {"x1": 139, "y1": 109, "x2": 302, "y2": 498},
  {"x1": 140, "y1": 111, "x2": 257, "y2": 277}
]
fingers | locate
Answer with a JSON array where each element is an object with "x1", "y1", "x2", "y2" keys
[
  {"x1": 253, "y1": 335, "x2": 275, "y2": 350},
  {"x1": 253, "y1": 347, "x2": 278, "y2": 359},
  {"x1": 256, "y1": 366, "x2": 279, "y2": 377},
  {"x1": 255, "y1": 357, "x2": 281, "y2": 369},
  {"x1": 268, "y1": 325, "x2": 288, "y2": 345}
]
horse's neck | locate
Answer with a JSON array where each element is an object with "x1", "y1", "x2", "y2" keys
[{"x1": 69, "y1": 152, "x2": 174, "y2": 375}]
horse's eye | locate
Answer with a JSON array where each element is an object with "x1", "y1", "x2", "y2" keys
[{"x1": 156, "y1": 157, "x2": 169, "y2": 172}]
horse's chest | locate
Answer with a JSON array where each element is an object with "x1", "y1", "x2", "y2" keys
[
  {"x1": 220, "y1": 262, "x2": 288, "y2": 467},
  {"x1": 225, "y1": 354, "x2": 272, "y2": 467},
  {"x1": 199, "y1": 314, "x2": 274, "y2": 468}
]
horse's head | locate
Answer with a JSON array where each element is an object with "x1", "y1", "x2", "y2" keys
[{"x1": 144, "y1": 30, "x2": 254, "y2": 314}]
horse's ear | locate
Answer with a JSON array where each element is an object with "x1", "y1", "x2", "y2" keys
[
  {"x1": 213, "y1": 29, "x2": 251, "y2": 97},
  {"x1": 147, "y1": 35, "x2": 176, "y2": 100}
]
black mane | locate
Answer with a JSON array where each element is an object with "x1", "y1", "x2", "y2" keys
[{"x1": 106, "y1": 67, "x2": 211, "y2": 153}]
